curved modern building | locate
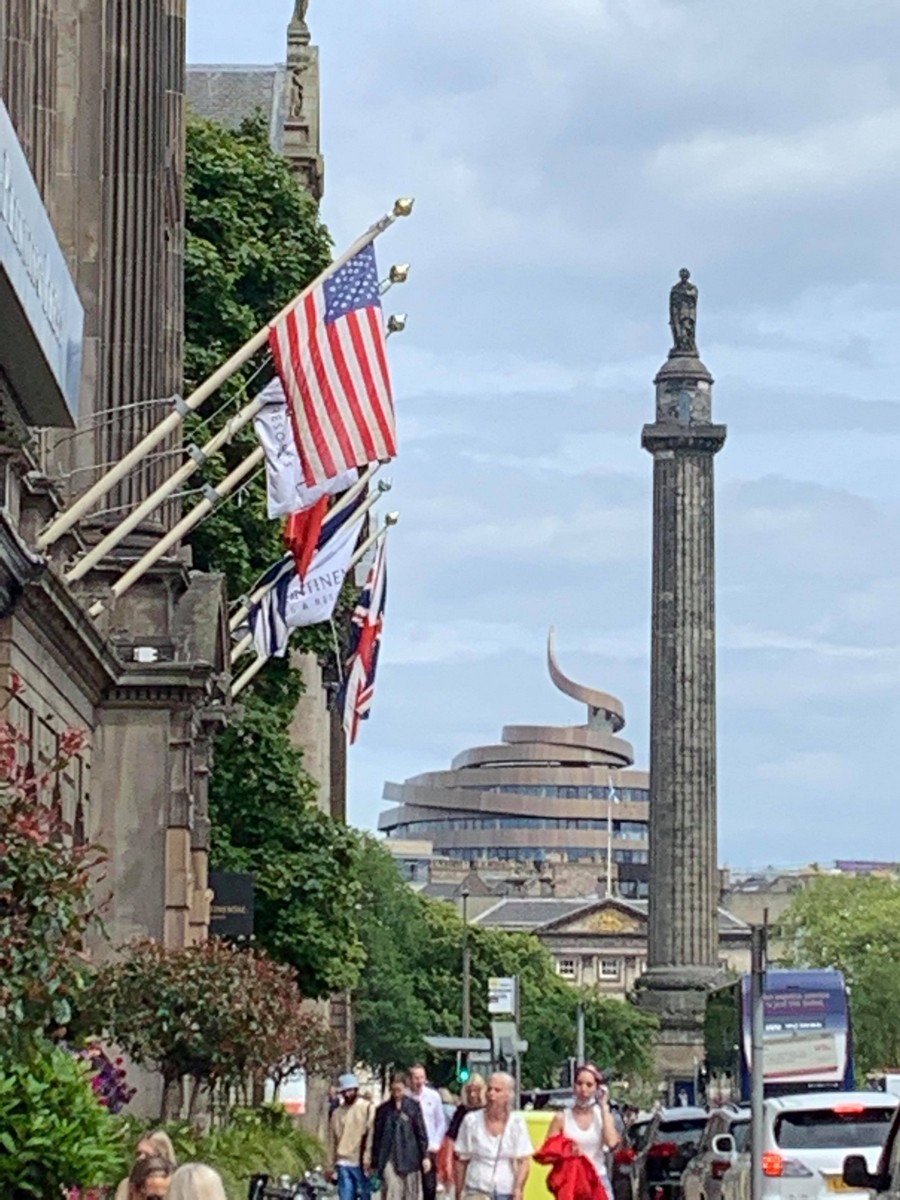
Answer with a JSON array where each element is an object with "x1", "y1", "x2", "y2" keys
[{"x1": 381, "y1": 631, "x2": 650, "y2": 898}]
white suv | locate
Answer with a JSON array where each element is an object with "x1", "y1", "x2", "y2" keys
[{"x1": 719, "y1": 1092, "x2": 897, "y2": 1200}]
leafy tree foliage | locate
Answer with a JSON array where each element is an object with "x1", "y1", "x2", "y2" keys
[
  {"x1": 0, "y1": 718, "x2": 98, "y2": 1046},
  {"x1": 780, "y1": 873, "x2": 900, "y2": 1076},
  {"x1": 353, "y1": 845, "x2": 657, "y2": 1087},
  {"x1": 85, "y1": 937, "x2": 341, "y2": 1119},
  {"x1": 182, "y1": 115, "x2": 367, "y2": 995},
  {"x1": 0, "y1": 1043, "x2": 124, "y2": 1200},
  {"x1": 209, "y1": 664, "x2": 366, "y2": 997}
]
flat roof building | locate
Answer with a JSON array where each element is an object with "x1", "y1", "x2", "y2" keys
[{"x1": 381, "y1": 630, "x2": 651, "y2": 900}]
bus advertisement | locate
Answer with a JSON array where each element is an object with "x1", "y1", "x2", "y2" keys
[{"x1": 705, "y1": 968, "x2": 853, "y2": 1102}]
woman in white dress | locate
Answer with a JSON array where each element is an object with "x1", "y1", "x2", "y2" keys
[
  {"x1": 454, "y1": 1072, "x2": 532, "y2": 1200},
  {"x1": 547, "y1": 1063, "x2": 621, "y2": 1195}
]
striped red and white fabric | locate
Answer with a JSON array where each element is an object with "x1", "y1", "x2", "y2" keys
[{"x1": 268, "y1": 242, "x2": 396, "y2": 488}]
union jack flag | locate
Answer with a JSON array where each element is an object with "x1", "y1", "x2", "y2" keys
[
  {"x1": 269, "y1": 243, "x2": 396, "y2": 488},
  {"x1": 342, "y1": 537, "x2": 387, "y2": 744}
]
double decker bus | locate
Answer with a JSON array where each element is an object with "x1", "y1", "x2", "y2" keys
[{"x1": 705, "y1": 968, "x2": 854, "y2": 1102}]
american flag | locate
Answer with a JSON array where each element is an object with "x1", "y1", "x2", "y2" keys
[
  {"x1": 341, "y1": 537, "x2": 387, "y2": 744},
  {"x1": 269, "y1": 243, "x2": 396, "y2": 488}
]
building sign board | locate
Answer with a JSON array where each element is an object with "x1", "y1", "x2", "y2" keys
[
  {"x1": 0, "y1": 98, "x2": 83, "y2": 423},
  {"x1": 209, "y1": 871, "x2": 254, "y2": 938}
]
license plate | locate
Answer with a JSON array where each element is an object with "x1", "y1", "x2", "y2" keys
[{"x1": 826, "y1": 1176, "x2": 860, "y2": 1192}]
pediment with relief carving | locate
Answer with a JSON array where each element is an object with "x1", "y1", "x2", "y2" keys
[{"x1": 548, "y1": 902, "x2": 646, "y2": 935}]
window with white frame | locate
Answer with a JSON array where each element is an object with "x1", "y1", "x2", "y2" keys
[
  {"x1": 599, "y1": 958, "x2": 621, "y2": 980},
  {"x1": 556, "y1": 957, "x2": 578, "y2": 980}
]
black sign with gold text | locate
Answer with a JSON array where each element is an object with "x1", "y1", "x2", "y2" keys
[{"x1": 209, "y1": 871, "x2": 254, "y2": 938}]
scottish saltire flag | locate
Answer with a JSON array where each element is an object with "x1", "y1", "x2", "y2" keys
[
  {"x1": 268, "y1": 243, "x2": 396, "y2": 488},
  {"x1": 253, "y1": 378, "x2": 357, "y2": 519},
  {"x1": 342, "y1": 537, "x2": 387, "y2": 744}
]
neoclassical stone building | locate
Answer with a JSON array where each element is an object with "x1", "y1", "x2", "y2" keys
[{"x1": 0, "y1": 0, "x2": 228, "y2": 956}]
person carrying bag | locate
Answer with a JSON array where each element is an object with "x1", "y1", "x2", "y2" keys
[{"x1": 454, "y1": 1073, "x2": 531, "y2": 1200}]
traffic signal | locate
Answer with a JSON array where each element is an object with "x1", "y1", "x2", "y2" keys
[{"x1": 456, "y1": 1052, "x2": 471, "y2": 1085}]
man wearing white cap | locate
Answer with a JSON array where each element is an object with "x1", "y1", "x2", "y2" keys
[{"x1": 327, "y1": 1072, "x2": 375, "y2": 1200}]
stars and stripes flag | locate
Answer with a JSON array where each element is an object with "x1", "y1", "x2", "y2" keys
[
  {"x1": 269, "y1": 242, "x2": 396, "y2": 489},
  {"x1": 341, "y1": 537, "x2": 387, "y2": 744}
]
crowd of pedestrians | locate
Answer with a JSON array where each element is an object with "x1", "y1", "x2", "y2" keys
[{"x1": 325, "y1": 1061, "x2": 621, "y2": 1200}]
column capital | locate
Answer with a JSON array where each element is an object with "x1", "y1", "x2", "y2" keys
[{"x1": 642, "y1": 423, "x2": 727, "y2": 455}]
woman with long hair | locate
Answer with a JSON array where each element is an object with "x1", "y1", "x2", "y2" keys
[
  {"x1": 438, "y1": 1074, "x2": 487, "y2": 1187},
  {"x1": 115, "y1": 1133, "x2": 178, "y2": 1200},
  {"x1": 454, "y1": 1072, "x2": 531, "y2": 1200},
  {"x1": 545, "y1": 1064, "x2": 620, "y2": 1195},
  {"x1": 167, "y1": 1163, "x2": 228, "y2": 1200}
]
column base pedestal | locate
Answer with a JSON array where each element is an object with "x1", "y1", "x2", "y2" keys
[{"x1": 635, "y1": 966, "x2": 726, "y2": 1105}]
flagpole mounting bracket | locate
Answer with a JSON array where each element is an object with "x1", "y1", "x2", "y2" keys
[
  {"x1": 187, "y1": 444, "x2": 207, "y2": 466},
  {"x1": 201, "y1": 483, "x2": 221, "y2": 505},
  {"x1": 172, "y1": 395, "x2": 191, "y2": 417}
]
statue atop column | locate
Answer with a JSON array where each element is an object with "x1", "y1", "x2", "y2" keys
[
  {"x1": 293, "y1": 0, "x2": 309, "y2": 23},
  {"x1": 669, "y1": 268, "x2": 698, "y2": 355}
]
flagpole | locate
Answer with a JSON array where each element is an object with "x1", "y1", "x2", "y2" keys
[
  {"x1": 227, "y1": 464, "x2": 382, "y2": 633},
  {"x1": 64, "y1": 389, "x2": 268, "y2": 582},
  {"x1": 87, "y1": 446, "x2": 265, "y2": 617},
  {"x1": 229, "y1": 485, "x2": 391, "y2": 665},
  {"x1": 37, "y1": 198, "x2": 414, "y2": 552},
  {"x1": 231, "y1": 514, "x2": 397, "y2": 697}
]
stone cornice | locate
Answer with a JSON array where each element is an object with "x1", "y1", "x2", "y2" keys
[{"x1": 641, "y1": 422, "x2": 727, "y2": 455}]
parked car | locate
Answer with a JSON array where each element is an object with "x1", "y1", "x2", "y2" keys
[
  {"x1": 681, "y1": 1108, "x2": 750, "y2": 1200},
  {"x1": 720, "y1": 1091, "x2": 897, "y2": 1200},
  {"x1": 632, "y1": 1106, "x2": 709, "y2": 1200},
  {"x1": 612, "y1": 1115, "x2": 653, "y2": 1200}
]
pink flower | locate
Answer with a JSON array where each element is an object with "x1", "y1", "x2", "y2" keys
[{"x1": 59, "y1": 727, "x2": 87, "y2": 759}]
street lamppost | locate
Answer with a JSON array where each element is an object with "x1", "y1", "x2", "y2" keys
[{"x1": 461, "y1": 882, "x2": 471, "y2": 1039}]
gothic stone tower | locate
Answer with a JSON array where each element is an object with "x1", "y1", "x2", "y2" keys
[{"x1": 637, "y1": 271, "x2": 727, "y2": 1093}]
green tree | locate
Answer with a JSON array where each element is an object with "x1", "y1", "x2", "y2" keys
[
  {"x1": 780, "y1": 873, "x2": 900, "y2": 1075},
  {"x1": 182, "y1": 115, "x2": 367, "y2": 995},
  {"x1": 209, "y1": 664, "x2": 366, "y2": 997},
  {"x1": 351, "y1": 853, "x2": 657, "y2": 1086}
]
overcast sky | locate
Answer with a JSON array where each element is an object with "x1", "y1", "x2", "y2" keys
[{"x1": 188, "y1": 0, "x2": 900, "y2": 868}]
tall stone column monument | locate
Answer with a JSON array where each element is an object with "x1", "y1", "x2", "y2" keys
[{"x1": 637, "y1": 271, "x2": 727, "y2": 1093}]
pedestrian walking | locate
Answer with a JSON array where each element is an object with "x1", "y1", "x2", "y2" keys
[
  {"x1": 408, "y1": 1064, "x2": 447, "y2": 1200},
  {"x1": 373, "y1": 1072, "x2": 432, "y2": 1200},
  {"x1": 115, "y1": 1133, "x2": 178, "y2": 1200},
  {"x1": 128, "y1": 1155, "x2": 174, "y2": 1199},
  {"x1": 438, "y1": 1075, "x2": 487, "y2": 1186},
  {"x1": 541, "y1": 1063, "x2": 620, "y2": 1199},
  {"x1": 454, "y1": 1072, "x2": 531, "y2": 1200},
  {"x1": 168, "y1": 1163, "x2": 227, "y2": 1200},
  {"x1": 327, "y1": 1072, "x2": 375, "y2": 1200}
]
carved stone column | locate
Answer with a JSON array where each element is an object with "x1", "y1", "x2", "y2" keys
[{"x1": 636, "y1": 272, "x2": 727, "y2": 1093}]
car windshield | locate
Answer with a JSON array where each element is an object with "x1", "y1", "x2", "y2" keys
[
  {"x1": 657, "y1": 1119, "x2": 708, "y2": 1147},
  {"x1": 775, "y1": 1108, "x2": 895, "y2": 1151}
]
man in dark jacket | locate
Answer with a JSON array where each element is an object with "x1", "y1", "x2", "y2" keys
[{"x1": 372, "y1": 1072, "x2": 431, "y2": 1199}]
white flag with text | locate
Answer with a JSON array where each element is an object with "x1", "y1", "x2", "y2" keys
[
  {"x1": 283, "y1": 501, "x2": 361, "y2": 628},
  {"x1": 253, "y1": 378, "x2": 357, "y2": 518}
]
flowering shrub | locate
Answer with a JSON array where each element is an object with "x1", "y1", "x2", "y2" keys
[
  {"x1": 86, "y1": 938, "x2": 342, "y2": 1118},
  {"x1": 0, "y1": 708, "x2": 99, "y2": 1046},
  {"x1": 82, "y1": 1043, "x2": 137, "y2": 1114}
]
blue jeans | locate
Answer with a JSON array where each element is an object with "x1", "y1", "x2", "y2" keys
[{"x1": 338, "y1": 1164, "x2": 371, "y2": 1200}]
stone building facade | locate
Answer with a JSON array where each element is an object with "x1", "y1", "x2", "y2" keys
[{"x1": 0, "y1": 0, "x2": 229, "y2": 974}]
